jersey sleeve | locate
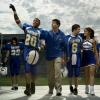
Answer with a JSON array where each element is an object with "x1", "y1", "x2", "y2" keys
[
  {"x1": 19, "y1": 42, "x2": 24, "y2": 50},
  {"x1": 79, "y1": 33, "x2": 84, "y2": 39},
  {"x1": 66, "y1": 35, "x2": 71, "y2": 58},
  {"x1": 60, "y1": 32, "x2": 66, "y2": 52},
  {"x1": 19, "y1": 23, "x2": 32, "y2": 31},
  {"x1": 40, "y1": 29, "x2": 48, "y2": 40}
]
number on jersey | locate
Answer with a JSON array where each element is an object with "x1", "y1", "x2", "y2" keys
[
  {"x1": 72, "y1": 43, "x2": 78, "y2": 53},
  {"x1": 11, "y1": 49, "x2": 20, "y2": 56},
  {"x1": 25, "y1": 34, "x2": 37, "y2": 47}
]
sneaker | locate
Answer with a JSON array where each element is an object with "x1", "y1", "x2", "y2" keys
[
  {"x1": 90, "y1": 90, "x2": 95, "y2": 96},
  {"x1": 73, "y1": 88, "x2": 78, "y2": 95},
  {"x1": 14, "y1": 86, "x2": 18, "y2": 90},
  {"x1": 90, "y1": 93, "x2": 95, "y2": 96},
  {"x1": 70, "y1": 86, "x2": 74, "y2": 93},
  {"x1": 90, "y1": 89, "x2": 95, "y2": 96},
  {"x1": 56, "y1": 92, "x2": 62, "y2": 96},
  {"x1": 56, "y1": 89, "x2": 62, "y2": 96},
  {"x1": 90, "y1": 86, "x2": 95, "y2": 96},
  {"x1": 24, "y1": 89, "x2": 31, "y2": 96},
  {"x1": 11, "y1": 87, "x2": 15, "y2": 90}
]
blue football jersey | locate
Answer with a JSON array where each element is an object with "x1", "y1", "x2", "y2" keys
[
  {"x1": 66, "y1": 34, "x2": 83, "y2": 65},
  {"x1": 3, "y1": 42, "x2": 24, "y2": 60},
  {"x1": 20, "y1": 23, "x2": 41, "y2": 50},
  {"x1": 67, "y1": 34, "x2": 83, "y2": 56}
]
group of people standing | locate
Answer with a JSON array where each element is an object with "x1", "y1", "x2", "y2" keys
[{"x1": 1, "y1": 4, "x2": 99, "y2": 97}]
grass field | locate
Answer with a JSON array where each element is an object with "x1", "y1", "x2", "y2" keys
[{"x1": 0, "y1": 75, "x2": 100, "y2": 86}]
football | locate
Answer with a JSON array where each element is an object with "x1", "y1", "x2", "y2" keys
[
  {"x1": 61, "y1": 66, "x2": 68, "y2": 77},
  {"x1": 26, "y1": 50, "x2": 39, "y2": 65},
  {"x1": 0, "y1": 67, "x2": 7, "y2": 76}
]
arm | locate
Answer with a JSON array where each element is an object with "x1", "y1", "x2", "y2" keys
[
  {"x1": 1, "y1": 44, "x2": 10, "y2": 65},
  {"x1": 40, "y1": 29, "x2": 48, "y2": 40},
  {"x1": 93, "y1": 40, "x2": 99, "y2": 67},
  {"x1": 4, "y1": 50, "x2": 10, "y2": 63},
  {"x1": 61, "y1": 34, "x2": 67, "y2": 64},
  {"x1": 9, "y1": 4, "x2": 22, "y2": 28},
  {"x1": 40, "y1": 40, "x2": 45, "y2": 50},
  {"x1": 66, "y1": 36, "x2": 71, "y2": 62}
]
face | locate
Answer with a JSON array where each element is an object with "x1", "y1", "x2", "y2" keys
[
  {"x1": 74, "y1": 27, "x2": 80, "y2": 35},
  {"x1": 84, "y1": 29, "x2": 90, "y2": 37},
  {"x1": 52, "y1": 21, "x2": 59, "y2": 29},
  {"x1": 12, "y1": 40, "x2": 17, "y2": 45},
  {"x1": 33, "y1": 18, "x2": 40, "y2": 28}
]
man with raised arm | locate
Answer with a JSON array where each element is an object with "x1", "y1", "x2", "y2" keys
[{"x1": 9, "y1": 4, "x2": 41, "y2": 96}]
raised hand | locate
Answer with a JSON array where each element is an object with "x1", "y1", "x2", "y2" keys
[{"x1": 9, "y1": 4, "x2": 16, "y2": 11}]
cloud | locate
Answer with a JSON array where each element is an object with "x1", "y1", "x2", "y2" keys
[{"x1": 0, "y1": 0, "x2": 100, "y2": 36}]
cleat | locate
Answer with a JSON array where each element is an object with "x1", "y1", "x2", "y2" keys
[
  {"x1": 70, "y1": 86, "x2": 74, "y2": 93},
  {"x1": 24, "y1": 89, "x2": 31, "y2": 96},
  {"x1": 73, "y1": 88, "x2": 78, "y2": 95},
  {"x1": 24, "y1": 84, "x2": 31, "y2": 96},
  {"x1": 31, "y1": 82, "x2": 35, "y2": 94}
]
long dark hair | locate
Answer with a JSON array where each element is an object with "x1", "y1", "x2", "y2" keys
[{"x1": 84, "y1": 27, "x2": 94, "y2": 39}]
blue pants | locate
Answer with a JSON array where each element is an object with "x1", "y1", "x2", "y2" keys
[
  {"x1": 10, "y1": 60, "x2": 20, "y2": 76},
  {"x1": 67, "y1": 65, "x2": 80, "y2": 77},
  {"x1": 67, "y1": 54, "x2": 81, "y2": 77},
  {"x1": 23, "y1": 47, "x2": 37, "y2": 75}
]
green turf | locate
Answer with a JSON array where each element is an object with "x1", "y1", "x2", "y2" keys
[{"x1": 0, "y1": 75, "x2": 100, "y2": 86}]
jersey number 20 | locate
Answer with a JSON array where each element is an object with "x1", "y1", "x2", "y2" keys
[{"x1": 25, "y1": 34, "x2": 37, "y2": 47}]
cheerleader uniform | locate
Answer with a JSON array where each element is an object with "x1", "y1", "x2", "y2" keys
[
  {"x1": 82, "y1": 39, "x2": 96, "y2": 95},
  {"x1": 82, "y1": 39, "x2": 96, "y2": 67}
]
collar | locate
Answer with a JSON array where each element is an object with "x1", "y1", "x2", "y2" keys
[{"x1": 51, "y1": 29, "x2": 61, "y2": 35}]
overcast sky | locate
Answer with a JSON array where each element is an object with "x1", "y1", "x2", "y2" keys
[{"x1": 0, "y1": 0, "x2": 100, "y2": 38}]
